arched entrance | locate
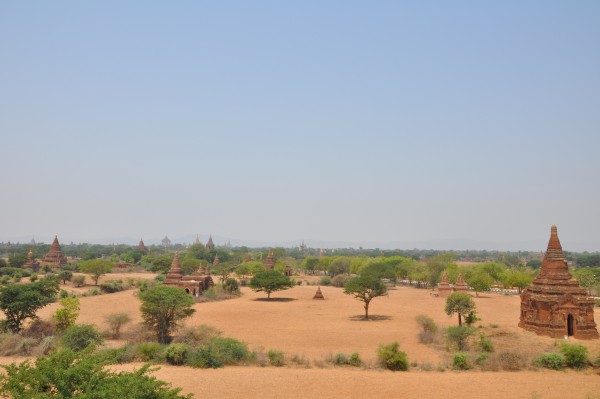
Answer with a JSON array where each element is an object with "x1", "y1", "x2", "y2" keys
[
  {"x1": 185, "y1": 288, "x2": 190, "y2": 295},
  {"x1": 567, "y1": 314, "x2": 574, "y2": 336}
]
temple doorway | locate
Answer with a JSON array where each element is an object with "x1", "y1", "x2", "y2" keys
[
  {"x1": 185, "y1": 288, "x2": 190, "y2": 294},
  {"x1": 567, "y1": 314, "x2": 574, "y2": 336}
]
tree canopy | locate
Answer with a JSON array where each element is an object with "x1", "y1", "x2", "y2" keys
[
  {"x1": 444, "y1": 292, "x2": 476, "y2": 326},
  {"x1": 343, "y1": 276, "x2": 388, "y2": 319},
  {"x1": 139, "y1": 285, "x2": 195, "y2": 344},
  {"x1": 78, "y1": 259, "x2": 114, "y2": 285},
  {"x1": 0, "y1": 279, "x2": 59, "y2": 333},
  {"x1": 249, "y1": 271, "x2": 294, "y2": 299}
]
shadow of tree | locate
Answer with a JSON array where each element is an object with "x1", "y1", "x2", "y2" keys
[
  {"x1": 253, "y1": 298, "x2": 297, "y2": 302},
  {"x1": 349, "y1": 315, "x2": 392, "y2": 321}
]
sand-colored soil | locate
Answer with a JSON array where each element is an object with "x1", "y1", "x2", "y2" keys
[{"x1": 26, "y1": 277, "x2": 600, "y2": 398}]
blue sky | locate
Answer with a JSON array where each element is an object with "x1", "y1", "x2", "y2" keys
[{"x1": 2, "y1": 2, "x2": 599, "y2": 250}]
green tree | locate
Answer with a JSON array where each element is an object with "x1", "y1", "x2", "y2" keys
[
  {"x1": 446, "y1": 325, "x2": 476, "y2": 351},
  {"x1": 78, "y1": 259, "x2": 113, "y2": 285},
  {"x1": 58, "y1": 270, "x2": 73, "y2": 285},
  {"x1": 502, "y1": 269, "x2": 533, "y2": 293},
  {"x1": 328, "y1": 257, "x2": 351, "y2": 277},
  {"x1": 466, "y1": 271, "x2": 493, "y2": 296},
  {"x1": 249, "y1": 271, "x2": 294, "y2": 299},
  {"x1": 343, "y1": 276, "x2": 388, "y2": 319},
  {"x1": 361, "y1": 260, "x2": 396, "y2": 280},
  {"x1": 0, "y1": 349, "x2": 193, "y2": 399},
  {"x1": 425, "y1": 254, "x2": 456, "y2": 288},
  {"x1": 444, "y1": 292, "x2": 476, "y2": 326},
  {"x1": 235, "y1": 262, "x2": 251, "y2": 278},
  {"x1": 573, "y1": 268, "x2": 599, "y2": 296},
  {"x1": 0, "y1": 279, "x2": 59, "y2": 333},
  {"x1": 54, "y1": 297, "x2": 80, "y2": 331},
  {"x1": 139, "y1": 285, "x2": 196, "y2": 344},
  {"x1": 213, "y1": 262, "x2": 236, "y2": 283},
  {"x1": 8, "y1": 253, "x2": 27, "y2": 268}
]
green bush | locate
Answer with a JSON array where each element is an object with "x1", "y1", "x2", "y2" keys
[
  {"x1": 203, "y1": 337, "x2": 250, "y2": 365},
  {"x1": 533, "y1": 353, "x2": 565, "y2": 370},
  {"x1": 97, "y1": 346, "x2": 137, "y2": 364},
  {"x1": 329, "y1": 352, "x2": 362, "y2": 367},
  {"x1": 186, "y1": 347, "x2": 223, "y2": 368},
  {"x1": 348, "y1": 352, "x2": 362, "y2": 367},
  {"x1": 560, "y1": 342, "x2": 589, "y2": 369},
  {"x1": 497, "y1": 351, "x2": 527, "y2": 371},
  {"x1": 223, "y1": 278, "x2": 240, "y2": 294},
  {"x1": 331, "y1": 274, "x2": 349, "y2": 288},
  {"x1": 0, "y1": 267, "x2": 31, "y2": 277},
  {"x1": 164, "y1": 343, "x2": 188, "y2": 365},
  {"x1": 268, "y1": 349, "x2": 286, "y2": 366},
  {"x1": 446, "y1": 326, "x2": 476, "y2": 351},
  {"x1": 72, "y1": 275, "x2": 86, "y2": 287},
  {"x1": 319, "y1": 276, "x2": 332, "y2": 286},
  {"x1": 478, "y1": 333, "x2": 494, "y2": 352},
  {"x1": 201, "y1": 288, "x2": 218, "y2": 300},
  {"x1": 136, "y1": 342, "x2": 163, "y2": 361},
  {"x1": 100, "y1": 280, "x2": 126, "y2": 293},
  {"x1": 415, "y1": 315, "x2": 438, "y2": 333},
  {"x1": 61, "y1": 324, "x2": 103, "y2": 352},
  {"x1": 377, "y1": 342, "x2": 409, "y2": 371},
  {"x1": 174, "y1": 325, "x2": 222, "y2": 347},
  {"x1": 154, "y1": 274, "x2": 166, "y2": 282},
  {"x1": 30, "y1": 274, "x2": 38, "y2": 282},
  {"x1": 452, "y1": 352, "x2": 471, "y2": 370}
]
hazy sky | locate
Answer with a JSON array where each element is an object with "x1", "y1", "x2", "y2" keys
[{"x1": 2, "y1": 2, "x2": 599, "y2": 250}]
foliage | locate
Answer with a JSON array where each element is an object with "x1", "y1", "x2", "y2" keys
[
  {"x1": 559, "y1": 342, "x2": 589, "y2": 369},
  {"x1": 78, "y1": 259, "x2": 114, "y2": 285},
  {"x1": 72, "y1": 275, "x2": 86, "y2": 287},
  {"x1": 0, "y1": 349, "x2": 193, "y2": 399},
  {"x1": 222, "y1": 278, "x2": 240, "y2": 294},
  {"x1": 329, "y1": 352, "x2": 362, "y2": 367},
  {"x1": 267, "y1": 349, "x2": 286, "y2": 366},
  {"x1": 573, "y1": 268, "x2": 599, "y2": 295},
  {"x1": 576, "y1": 253, "x2": 600, "y2": 268},
  {"x1": 343, "y1": 276, "x2": 387, "y2": 319},
  {"x1": 377, "y1": 342, "x2": 409, "y2": 371},
  {"x1": 61, "y1": 324, "x2": 103, "y2": 351},
  {"x1": 164, "y1": 343, "x2": 188, "y2": 365},
  {"x1": 452, "y1": 352, "x2": 471, "y2": 370},
  {"x1": 501, "y1": 269, "x2": 534, "y2": 293},
  {"x1": 58, "y1": 270, "x2": 73, "y2": 285},
  {"x1": 465, "y1": 271, "x2": 493, "y2": 296},
  {"x1": 100, "y1": 279, "x2": 127, "y2": 293},
  {"x1": 105, "y1": 312, "x2": 131, "y2": 339},
  {"x1": 8, "y1": 253, "x2": 27, "y2": 268},
  {"x1": 424, "y1": 254, "x2": 456, "y2": 288},
  {"x1": 136, "y1": 342, "x2": 163, "y2": 361},
  {"x1": 477, "y1": 333, "x2": 494, "y2": 352},
  {"x1": 139, "y1": 285, "x2": 196, "y2": 344},
  {"x1": 0, "y1": 268, "x2": 31, "y2": 278},
  {"x1": 328, "y1": 257, "x2": 351, "y2": 277},
  {"x1": 249, "y1": 271, "x2": 294, "y2": 299},
  {"x1": 0, "y1": 279, "x2": 59, "y2": 333},
  {"x1": 331, "y1": 274, "x2": 350, "y2": 287},
  {"x1": 416, "y1": 315, "x2": 438, "y2": 344},
  {"x1": 446, "y1": 326, "x2": 476, "y2": 351},
  {"x1": 533, "y1": 353, "x2": 565, "y2": 370},
  {"x1": 444, "y1": 292, "x2": 476, "y2": 326},
  {"x1": 54, "y1": 297, "x2": 80, "y2": 332},
  {"x1": 319, "y1": 276, "x2": 332, "y2": 286}
]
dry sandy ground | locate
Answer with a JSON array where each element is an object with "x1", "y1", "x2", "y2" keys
[{"x1": 25, "y1": 277, "x2": 600, "y2": 398}]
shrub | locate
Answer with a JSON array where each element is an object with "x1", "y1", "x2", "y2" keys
[
  {"x1": 475, "y1": 353, "x2": 488, "y2": 365},
  {"x1": 105, "y1": 313, "x2": 131, "y2": 339},
  {"x1": 59, "y1": 289, "x2": 69, "y2": 298},
  {"x1": 207, "y1": 337, "x2": 250, "y2": 365},
  {"x1": 319, "y1": 276, "x2": 332, "y2": 286},
  {"x1": 416, "y1": 315, "x2": 438, "y2": 333},
  {"x1": 54, "y1": 297, "x2": 80, "y2": 332},
  {"x1": 136, "y1": 342, "x2": 163, "y2": 361},
  {"x1": 186, "y1": 347, "x2": 223, "y2": 368},
  {"x1": 61, "y1": 324, "x2": 103, "y2": 352},
  {"x1": 328, "y1": 352, "x2": 363, "y2": 367},
  {"x1": 0, "y1": 276, "x2": 10, "y2": 285},
  {"x1": 100, "y1": 280, "x2": 126, "y2": 293},
  {"x1": 155, "y1": 274, "x2": 166, "y2": 282},
  {"x1": 348, "y1": 352, "x2": 362, "y2": 367},
  {"x1": 174, "y1": 325, "x2": 222, "y2": 347},
  {"x1": 222, "y1": 278, "x2": 240, "y2": 294},
  {"x1": 533, "y1": 353, "x2": 565, "y2": 370},
  {"x1": 22, "y1": 319, "x2": 56, "y2": 339},
  {"x1": 377, "y1": 342, "x2": 409, "y2": 371},
  {"x1": 268, "y1": 349, "x2": 286, "y2": 366},
  {"x1": 164, "y1": 343, "x2": 188, "y2": 365},
  {"x1": 452, "y1": 352, "x2": 471, "y2": 370},
  {"x1": 0, "y1": 334, "x2": 36, "y2": 356},
  {"x1": 72, "y1": 275, "x2": 86, "y2": 287},
  {"x1": 560, "y1": 342, "x2": 589, "y2": 369},
  {"x1": 97, "y1": 345, "x2": 137, "y2": 364},
  {"x1": 30, "y1": 274, "x2": 38, "y2": 282},
  {"x1": 201, "y1": 288, "x2": 218, "y2": 300},
  {"x1": 497, "y1": 351, "x2": 527, "y2": 371},
  {"x1": 446, "y1": 326, "x2": 475, "y2": 351},
  {"x1": 478, "y1": 333, "x2": 494, "y2": 352},
  {"x1": 331, "y1": 274, "x2": 349, "y2": 288}
]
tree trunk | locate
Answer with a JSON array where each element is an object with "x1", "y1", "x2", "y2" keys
[
  {"x1": 364, "y1": 300, "x2": 370, "y2": 320},
  {"x1": 458, "y1": 313, "x2": 462, "y2": 326},
  {"x1": 267, "y1": 291, "x2": 271, "y2": 299}
]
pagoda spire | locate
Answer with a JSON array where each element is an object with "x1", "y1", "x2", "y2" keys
[{"x1": 537, "y1": 225, "x2": 571, "y2": 279}]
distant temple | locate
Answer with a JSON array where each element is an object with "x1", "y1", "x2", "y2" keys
[
  {"x1": 437, "y1": 272, "x2": 452, "y2": 297},
  {"x1": 454, "y1": 272, "x2": 468, "y2": 292},
  {"x1": 264, "y1": 251, "x2": 275, "y2": 271},
  {"x1": 161, "y1": 235, "x2": 171, "y2": 248},
  {"x1": 138, "y1": 238, "x2": 149, "y2": 254},
  {"x1": 206, "y1": 235, "x2": 215, "y2": 250},
  {"x1": 23, "y1": 248, "x2": 40, "y2": 271},
  {"x1": 194, "y1": 234, "x2": 202, "y2": 245},
  {"x1": 164, "y1": 253, "x2": 214, "y2": 297},
  {"x1": 42, "y1": 236, "x2": 68, "y2": 267},
  {"x1": 519, "y1": 225, "x2": 598, "y2": 339}
]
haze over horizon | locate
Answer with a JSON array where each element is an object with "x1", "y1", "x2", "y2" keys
[{"x1": 2, "y1": 2, "x2": 599, "y2": 251}]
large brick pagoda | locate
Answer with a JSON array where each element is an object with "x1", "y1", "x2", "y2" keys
[
  {"x1": 519, "y1": 225, "x2": 598, "y2": 339},
  {"x1": 42, "y1": 236, "x2": 68, "y2": 267}
]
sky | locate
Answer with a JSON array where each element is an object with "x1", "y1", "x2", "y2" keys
[{"x1": 1, "y1": 2, "x2": 599, "y2": 251}]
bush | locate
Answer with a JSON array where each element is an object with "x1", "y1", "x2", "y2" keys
[
  {"x1": 174, "y1": 325, "x2": 222, "y2": 347},
  {"x1": 452, "y1": 352, "x2": 471, "y2": 370},
  {"x1": 222, "y1": 278, "x2": 240, "y2": 294},
  {"x1": 446, "y1": 326, "x2": 476, "y2": 351},
  {"x1": 186, "y1": 347, "x2": 223, "y2": 368},
  {"x1": 97, "y1": 345, "x2": 137, "y2": 364},
  {"x1": 0, "y1": 276, "x2": 10, "y2": 285},
  {"x1": 0, "y1": 334, "x2": 36, "y2": 356},
  {"x1": 533, "y1": 353, "x2": 565, "y2": 370},
  {"x1": 478, "y1": 333, "x2": 494, "y2": 353},
  {"x1": 416, "y1": 315, "x2": 438, "y2": 344},
  {"x1": 207, "y1": 337, "x2": 250, "y2": 365},
  {"x1": 61, "y1": 324, "x2": 103, "y2": 352},
  {"x1": 331, "y1": 274, "x2": 349, "y2": 288},
  {"x1": 201, "y1": 288, "x2": 218, "y2": 300},
  {"x1": 560, "y1": 342, "x2": 589, "y2": 369},
  {"x1": 136, "y1": 342, "x2": 163, "y2": 361},
  {"x1": 72, "y1": 275, "x2": 86, "y2": 287},
  {"x1": 105, "y1": 313, "x2": 131, "y2": 339},
  {"x1": 100, "y1": 280, "x2": 126, "y2": 293},
  {"x1": 30, "y1": 274, "x2": 38, "y2": 282},
  {"x1": 328, "y1": 352, "x2": 362, "y2": 367},
  {"x1": 319, "y1": 276, "x2": 332, "y2": 286},
  {"x1": 155, "y1": 274, "x2": 166, "y2": 282},
  {"x1": 164, "y1": 343, "x2": 188, "y2": 365},
  {"x1": 22, "y1": 319, "x2": 56, "y2": 339},
  {"x1": 497, "y1": 351, "x2": 527, "y2": 371},
  {"x1": 268, "y1": 349, "x2": 286, "y2": 366},
  {"x1": 377, "y1": 342, "x2": 409, "y2": 371}
]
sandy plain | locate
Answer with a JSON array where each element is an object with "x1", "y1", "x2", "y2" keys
[{"x1": 21, "y1": 274, "x2": 600, "y2": 398}]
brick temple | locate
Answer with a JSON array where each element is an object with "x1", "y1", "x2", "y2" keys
[
  {"x1": 519, "y1": 225, "x2": 598, "y2": 339},
  {"x1": 42, "y1": 236, "x2": 68, "y2": 267},
  {"x1": 164, "y1": 253, "x2": 214, "y2": 296}
]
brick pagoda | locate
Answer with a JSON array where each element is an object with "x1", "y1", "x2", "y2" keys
[
  {"x1": 519, "y1": 225, "x2": 598, "y2": 339},
  {"x1": 437, "y1": 272, "x2": 452, "y2": 297},
  {"x1": 454, "y1": 272, "x2": 468, "y2": 292},
  {"x1": 42, "y1": 236, "x2": 68, "y2": 267},
  {"x1": 164, "y1": 253, "x2": 214, "y2": 296},
  {"x1": 264, "y1": 251, "x2": 275, "y2": 271}
]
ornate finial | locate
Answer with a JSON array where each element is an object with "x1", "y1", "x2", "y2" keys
[{"x1": 551, "y1": 225, "x2": 557, "y2": 232}]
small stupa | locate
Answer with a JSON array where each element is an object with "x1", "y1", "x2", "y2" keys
[
  {"x1": 454, "y1": 272, "x2": 468, "y2": 292},
  {"x1": 164, "y1": 253, "x2": 184, "y2": 286},
  {"x1": 519, "y1": 225, "x2": 598, "y2": 339},
  {"x1": 313, "y1": 286, "x2": 325, "y2": 300},
  {"x1": 206, "y1": 235, "x2": 215, "y2": 250},
  {"x1": 213, "y1": 254, "x2": 220, "y2": 268},
  {"x1": 437, "y1": 272, "x2": 452, "y2": 297},
  {"x1": 42, "y1": 236, "x2": 68, "y2": 267},
  {"x1": 264, "y1": 251, "x2": 275, "y2": 271},
  {"x1": 23, "y1": 248, "x2": 40, "y2": 270},
  {"x1": 138, "y1": 238, "x2": 149, "y2": 254}
]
